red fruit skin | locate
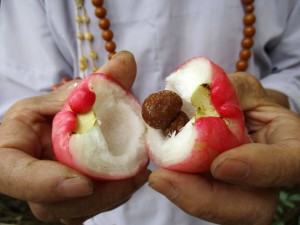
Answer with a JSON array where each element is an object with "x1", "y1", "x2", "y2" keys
[
  {"x1": 160, "y1": 117, "x2": 243, "y2": 173},
  {"x1": 68, "y1": 80, "x2": 96, "y2": 114},
  {"x1": 52, "y1": 110, "x2": 77, "y2": 165},
  {"x1": 52, "y1": 73, "x2": 147, "y2": 180},
  {"x1": 148, "y1": 57, "x2": 250, "y2": 173}
]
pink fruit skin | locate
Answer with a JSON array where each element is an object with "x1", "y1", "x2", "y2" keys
[
  {"x1": 150, "y1": 57, "x2": 250, "y2": 173},
  {"x1": 52, "y1": 73, "x2": 147, "y2": 180}
]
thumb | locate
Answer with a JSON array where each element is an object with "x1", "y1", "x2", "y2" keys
[
  {"x1": 211, "y1": 106, "x2": 300, "y2": 187},
  {"x1": 228, "y1": 73, "x2": 274, "y2": 111},
  {"x1": 211, "y1": 142, "x2": 300, "y2": 187},
  {"x1": 149, "y1": 168, "x2": 276, "y2": 225},
  {"x1": 97, "y1": 50, "x2": 137, "y2": 90}
]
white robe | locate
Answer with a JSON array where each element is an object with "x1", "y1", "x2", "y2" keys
[{"x1": 1, "y1": 0, "x2": 300, "y2": 224}]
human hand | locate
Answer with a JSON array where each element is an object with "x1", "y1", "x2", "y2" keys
[
  {"x1": 211, "y1": 72, "x2": 300, "y2": 187},
  {"x1": 148, "y1": 73, "x2": 298, "y2": 225},
  {"x1": 0, "y1": 51, "x2": 150, "y2": 224}
]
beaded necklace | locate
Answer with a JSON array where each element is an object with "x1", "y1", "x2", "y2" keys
[{"x1": 51, "y1": 0, "x2": 255, "y2": 91}]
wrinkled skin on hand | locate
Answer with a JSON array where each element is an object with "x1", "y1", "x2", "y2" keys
[
  {"x1": 149, "y1": 72, "x2": 299, "y2": 225},
  {"x1": 0, "y1": 51, "x2": 150, "y2": 224}
]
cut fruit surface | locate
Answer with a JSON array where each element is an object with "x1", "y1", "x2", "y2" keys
[
  {"x1": 52, "y1": 73, "x2": 148, "y2": 180},
  {"x1": 144, "y1": 56, "x2": 250, "y2": 173}
]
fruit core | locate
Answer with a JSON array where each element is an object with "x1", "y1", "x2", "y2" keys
[
  {"x1": 191, "y1": 83, "x2": 220, "y2": 119},
  {"x1": 75, "y1": 110, "x2": 97, "y2": 134}
]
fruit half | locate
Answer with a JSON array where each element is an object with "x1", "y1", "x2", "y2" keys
[
  {"x1": 145, "y1": 57, "x2": 250, "y2": 173},
  {"x1": 52, "y1": 73, "x2": 148, "y2": 180}
]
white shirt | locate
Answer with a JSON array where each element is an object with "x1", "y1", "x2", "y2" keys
[{"x1": 0, "y1": 1, "x2": 300, "y2": 225}]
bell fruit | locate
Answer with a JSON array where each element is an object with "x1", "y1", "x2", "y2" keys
[
  {"x1": 52, "y1": 73, "x2": 148, "y2": 180},
  {"x1": 142, "y1": 56, "x2": 250, "y2": 173}
]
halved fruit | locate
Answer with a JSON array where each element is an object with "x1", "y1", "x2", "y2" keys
[
  {"x1": 52, "y1": 73, "x2": 148, "y2": 180},
  {"x1": 144, "y1": 56, "x2": 250, "y2": 173}
]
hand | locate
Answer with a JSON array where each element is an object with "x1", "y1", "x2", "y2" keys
[
  {"x1": 0, "y1": 51, "x2": 150, "y2": 224},
  {"x1": 211, "y1": 72, "x2": 300, "y2": 187},
  {"x1": 149, "y1": 72, "x2": 298, "y2": 225}
]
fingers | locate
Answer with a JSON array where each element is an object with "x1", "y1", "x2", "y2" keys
[
  {"x1": 211, "y1": 142, "x2": 300, "y2": 187},
  {"x1": 0, "y1": 147, "x2": 93, "y2": 203},
  {"x1": 228, "y1": 73, "x2": 275, "y2": 111},
  {"x1": 211, "y1": 106, "x2": 300, "y2": 187},
  {"x1": 149, "y1": 169, "x2": 277, "y2": 225},
  {"x1": 29, "y1": 169, "x2": 150, "y2": 222},
  {"x1": 3, "y1": 81, "x2": 79, "y2": 122},
  {"x1": 245, "y1": 105, "x2": 299, "y2": 142},
  {"x1": 97, "y1": 50, "x2": 137, "y2": 90}
]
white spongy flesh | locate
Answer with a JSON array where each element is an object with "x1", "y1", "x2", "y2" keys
[
  {"x1": 165, "y1": 57, "x2": 212, "y2": 118},
  {"x1": 146, "y1": 119, "x2": 197, "y2": 165},
  {"x1": 69, "y1": 76, "x2": 147, "y2": 178},
  {"x1": 147, "y1": 58, "x2": 212, "y2": 165}
]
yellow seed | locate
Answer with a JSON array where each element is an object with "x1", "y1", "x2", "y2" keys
[
  {"x1": 76, "y1": 110, "x2": 97, "y2": 134},
  {"x1": 92, "y1": 67, "x2": 98, "y2": 72}
]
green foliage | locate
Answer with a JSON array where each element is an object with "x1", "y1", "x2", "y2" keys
[
  {"x1": 272, "y1": 187, "x2": 300, "y2": 225},
  {"x1": 0, "y1": 194, "x2": 61, "y2": 225},
  {"x1": 1, "y1": 187, "x2": 300, "y2": 225}
]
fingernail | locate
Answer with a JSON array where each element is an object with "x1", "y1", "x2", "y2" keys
[
  {"x1": 148, "y1": 177, "x2": 179, "y2": 200},
  {"x1": 58, "y1": 177, "x2": 93, "y2": 198},
  {"x1": 111, "y1": 50, "x2": 134, "y2": 61},
  {"x1": 113, "y1": 50, "x2": 131, "y2": 57},
  {"x1": 212, "y1": 159, "x2": 250, "y2": 182}
]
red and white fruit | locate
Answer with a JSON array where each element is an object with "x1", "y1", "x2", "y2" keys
[
  {"x1": 143, "y1": 56, "x2": 250, "y2": 173},
  {"x1": 52, "y1": 73, "x2": 148, "y2": 180}
]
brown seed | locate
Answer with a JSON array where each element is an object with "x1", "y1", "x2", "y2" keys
[
  {"x1": 163, "y1": 111, "x2": 189, "y2": 137},
  {"x1": 142, "y1": 90, "x2": 183, "y2": 129}
]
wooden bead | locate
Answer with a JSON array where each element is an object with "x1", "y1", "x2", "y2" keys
[
  {"x1": 102, "y1": 30, "x2": 113, "y2": 41},
  {"x1": 76, "y1": 16, "x2": 83, "y2": 23},
  {"x1": 108, "y1": 52, "x2": 116, "y2": 60},
  {"x1": 91, "y1": 0, "x2": 103, "y2": 7},
  {"x1": 89, "y1": 51, "x2": 98, "y2": 59},
  {"x1": 242, "y1": 0, "x2": 254, "y2": 5},
  {"x1": 80, "y1": 63, "x2": 87, "y2": 71},
  {"x1": 98, "y1": 18, "x2": 110, "y2": 29},
  {"x1": 85, "y1": 33, "x2": 93, "y2": 41},
  {"x1": 77, "y1": 33, "x2": 84, "y2": 40},
  {"x1": 243, "y1": 13, "x2": 256, "y2": 25},
  {"x1": 95, "y1": 7, "x2": 106, "y2": 18},
  {"x1": 105, "y1": 41, "x2": 116, "y2": 52},
  {"x1": 236, "y1": 60, "x2": 248, "y2": 71},
  {"x1": 80, "y1": 56, "x2": 87, "y2": 63},
  {"x1": 243, "y1": 26, "x2": 256, "y2": 37},
  {"x1": 241, "y1": 38, "x2": 254, "y2": 48},
  {"x1": 51, "y1": 84, "x2": 60, "y2": 92},
  {"x1": 61, "y1": 77, "x2": 72, "y2": 84},
  {"x1": 245, "y1": 5, "x2": 254, "y2": 13},
  {"x1": 82, "y1": 16, "x2": 90, "y2": 23},
  {"x1": 239, "y1": 49, "x2": 251, "y2": 60}
]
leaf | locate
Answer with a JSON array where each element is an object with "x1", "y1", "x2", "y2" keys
[
  {"x1": 271, "y1": 220, "x2": 285, "y2": 225},
  {"x1": 277, "y1": 205, "x2": 284, "y2": 214},
  {"x1": 288, "y1": 194, "x2": 300, "y2": 202},
  {"x1": 279, "y1": 191, "x2": 288, "y2": 202},
  {"x1": 282, "y1": 200, "x2": 295, "y2": 208}
]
